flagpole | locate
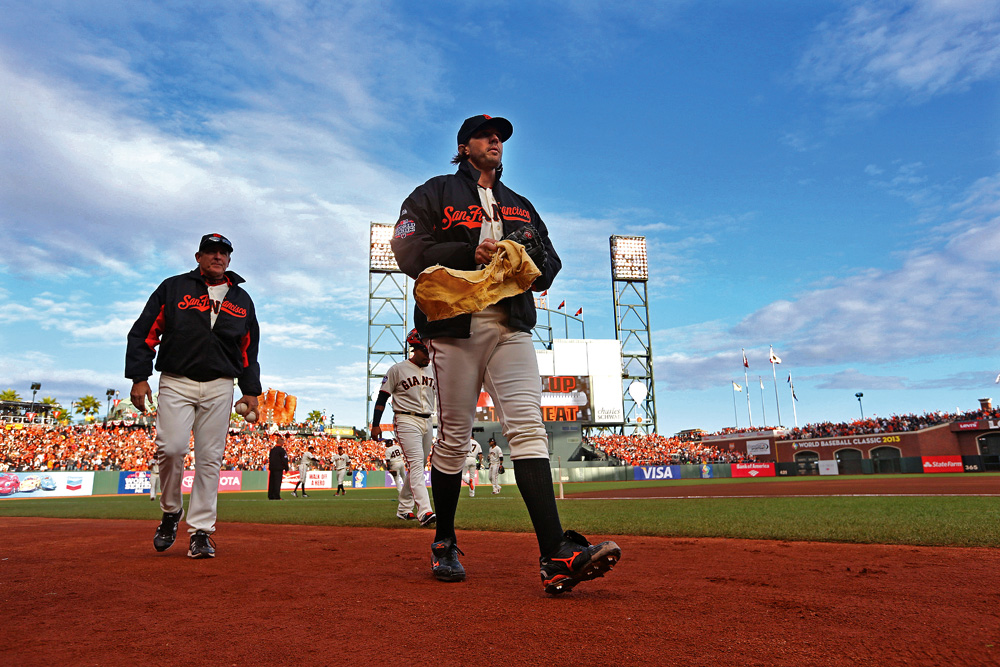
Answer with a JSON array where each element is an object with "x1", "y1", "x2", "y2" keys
[
  {"x1": 759, "y1": 376, "x2": 766, "y2": 427},
  {"x1": 788, "y1": 374, "x2": 798, "y2": 428},
  {"x1": 742, "y1": 348, "x2": 753, "y2": 428},
  {"x1": 771, "y1": 359, "x2": 782, "y2": 427},
  {"x1": 732, "y1": 383, "x2": 739, "y2": 428}
]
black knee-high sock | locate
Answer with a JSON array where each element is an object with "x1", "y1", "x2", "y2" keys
[
  {"x1": 431, "y1": 466, "x2": 462, "y2": 543},
  {"x1": 513, "y1": 458, "x2": 564, "y2": 557}
]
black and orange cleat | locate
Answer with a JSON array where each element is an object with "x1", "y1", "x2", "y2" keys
[
  {"x1": 431, "y1": 538, "x2": 466, "y2": 582},
  {"x1": 539, "y1": 530, "x2": 621, "y2": 595},
  {"x1": 153, "y1": 509, "x2": 183, "y2": 552}
]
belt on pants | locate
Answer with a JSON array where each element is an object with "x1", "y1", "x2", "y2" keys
[{"x1": 396, "y1": 411, "x2": 431, "y2": 418}]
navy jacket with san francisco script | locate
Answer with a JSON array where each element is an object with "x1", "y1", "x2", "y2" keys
[
  {"x1": 391, "y1": 160, "x2": 561, "y2": 339},
  {"x1": 125, "y1": 268, "x2": 262, "y2": 396}
]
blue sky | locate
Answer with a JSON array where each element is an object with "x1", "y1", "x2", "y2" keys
[{"x1": 1, "y1": 0, "x2": 998, "y2": 434}]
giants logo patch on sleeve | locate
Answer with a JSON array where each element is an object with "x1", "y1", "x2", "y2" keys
[{"x1": 394, "y1": 219, "x2": 416, "y2": 239}]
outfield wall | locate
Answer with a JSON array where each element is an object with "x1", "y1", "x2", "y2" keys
[{"x1": 0, "y1": 457, "x2": 979, "y2": 501}]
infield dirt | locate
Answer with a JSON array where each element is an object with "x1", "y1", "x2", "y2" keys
[{"x1": 2, "y1": 513, "x2": 998, "y2": 666}]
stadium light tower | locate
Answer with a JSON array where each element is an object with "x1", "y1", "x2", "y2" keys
[
  {"x1": 610, "y1": 235, "x2": 656, "y2": 434},
  {"x1": 367, "y1": 223, "x2": 409, "y2": 434}
]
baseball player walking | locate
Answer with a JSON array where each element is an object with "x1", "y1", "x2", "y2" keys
[
  {"x1": 293, "y1": 445, "x2": 320, "y2": 498},
  {"x1": 371, "y1": 330, "x2": 436, "y2": 526},
  {"x1": 487, "y1": 437, "x2": 503, "y2": 494},
  {"x1": 463, "y1": 438, "x2": 483, "y2": 497},
  {"x1": 126, "y1": 233, "x2": 261, "y2": 559},
  {"x1": 148, "y1": 456, "x2": 160, "y2": 501},
  {"x1": 391, "y1": 115, "x2": 621, "y2": 593},
  {"x1": 332, "y1": 446, "x2": 350, "y2": 496},
  {"x1": 383, "y1": 438, "x2": 416, "y2": 520}
]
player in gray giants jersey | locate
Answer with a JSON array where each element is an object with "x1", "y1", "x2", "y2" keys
[
  {"x1": 292, "y1": 446, "x2": 321, "y2": 498},
  {"x1": 463, "y1": 438, "x2": 483, "y2": 497},
  {"x1": 384, "y1": 438, "x2": 416, "y2": 520},
  {"x1": 370, "y1": 329, "x2": 436, "y2": 526},
  {"x1": 487, "y1": 437, "x2": 503, "y2": 494}
]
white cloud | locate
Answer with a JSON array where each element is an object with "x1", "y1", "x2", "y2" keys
[
  {"x1": 798, "y1": 0, "x2": 1000, "y2": 107},
  {"x1": 654, "y1": 171, "x2": 1000, "y2": 390}
]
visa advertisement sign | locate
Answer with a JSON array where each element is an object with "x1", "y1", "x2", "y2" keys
[{"x1": 633, "y1": 466, "x2": 682, "y2": 481}]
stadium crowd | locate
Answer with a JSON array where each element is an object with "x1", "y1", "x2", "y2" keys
[
  {"x1": 586, "y1": 433, "x2": 755, "y2": 466},
  {"x1": 701, "y1": 407, "x2": 1000, "y2": 441},
  {"x1": 0, "y1": 425, "x2": 389, "y2": 473},
  {"x1": 3, "y1": 405, "x2": 998, "y2": 472}
]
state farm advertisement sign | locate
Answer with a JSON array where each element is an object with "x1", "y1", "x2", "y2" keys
[
  {"x1": 921, "y1": 456, "x2": 963, "y2": 473},
  {"x1": 732, "y1": 462, "x2": 775, "y2": 478},
  {"x1": 181, "y1": 470, "x2": 243, "y2": 492}
]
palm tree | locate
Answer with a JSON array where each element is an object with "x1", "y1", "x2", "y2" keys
[
  {"x1": 75, "y1": 395, "x2": 101, "y2": 422},
  {"x1": 41, "y1": 396, "x2": 70, "y2": 424},
  {"x1": 306, "y1": 410, "x2": 325, "y2": 426},
  {"x1": 1, "y1": 389, "x2": 22, "y2": 401}
]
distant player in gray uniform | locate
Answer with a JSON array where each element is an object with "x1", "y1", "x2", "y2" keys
[
  {"x1": 463, "y1": 438, "x2": 483, "y2": 497},
  {"x1": 370, "y1": 329, "x2": 436, "y2": 526},
  {"x1": 332, "y1": 446, "x2": 350, "y2": 496},
  {"x1": 148, "y1": 456, "x2": 160, "y2": 501},
  {"x1": 293, "y1": 445, "x2": 320, "y2": 498},
  {"x1": 487, "y1": 437, "x2": 503, "y2": 494},
  {"x1": 384, "y1": 438, "x2": 416, "y2": 520}
]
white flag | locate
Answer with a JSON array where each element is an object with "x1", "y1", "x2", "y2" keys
[
  {"x1": 769, "y1": 346, "x2": 782, "y2": 364},
  {"x1": 732, "y1": 381, "x2": 742, "y2": 392}
]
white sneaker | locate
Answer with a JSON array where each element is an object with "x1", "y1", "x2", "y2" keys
[{"x1": 469, "y1": 490, "x2": 475, "y2": 497}]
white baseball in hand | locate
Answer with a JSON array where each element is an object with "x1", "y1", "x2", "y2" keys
[{"x1": 235, "y1": 402, "x2": 258, "y2": 423}]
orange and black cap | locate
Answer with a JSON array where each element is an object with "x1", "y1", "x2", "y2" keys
[{"x1": 457, "y1": 114, "x2": 513, "y2": 146}]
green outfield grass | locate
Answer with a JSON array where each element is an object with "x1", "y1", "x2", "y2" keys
[{"x1": 1, "y1": 476, "x2": 998, "y2": 547}]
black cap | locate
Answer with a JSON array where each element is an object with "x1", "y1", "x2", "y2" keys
[
  {"x1": 457, "y1": 115, "x2": 513, "y2": 146},
  {"x1": 199, "y1": 233, "x2": 233, "y2": 254}
]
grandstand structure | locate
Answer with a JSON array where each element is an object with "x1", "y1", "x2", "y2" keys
[
  {"x1": 365, "y1": 222, "x2": 659, "y2": 463},
  {"x1": 0, "y1": 400, "x2": 60, "y2": 427}
]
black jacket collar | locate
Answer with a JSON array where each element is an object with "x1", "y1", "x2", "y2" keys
[
  {"x1": 187, "y1": 268, "x2": 245, "y2": 286},
  {"x1": 457, "y1": 159, "x2": 503, "y2": 185}
]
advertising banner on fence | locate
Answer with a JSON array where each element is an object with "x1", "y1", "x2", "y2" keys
[
  {"x1": 352, "y1": 470, "x2": 367, "y2": 489},
  {"x1": 181, "y1": 470, "x2": 243, "y2": 492},
  {"x1": 746, "y1": 439, "x2": 771, "y2": 456},
  {"x1": 119, "y1": 471, "x2": 152, "y2": 494},
  {"x1": 818, "y1": 461, "x2": 839, "y2": 476},
  {"x1": 634, "y1": 466, "x2": 682, "y2": 481},
  {"x1": 383, "y1": 471, "x2": 432, "y2": 488},
  {"x1": 0, "y1": 471, "x2": 95, "y2": 499},
  {"x1": 281, "y1": 471, "x2": 332, "y2": 490},
  {"x1": 732, "y1": 462, "x2": 776, "y2": 478},
  {"x1": 921, "y1": 456, "x2": 963, "y2": 473}
]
